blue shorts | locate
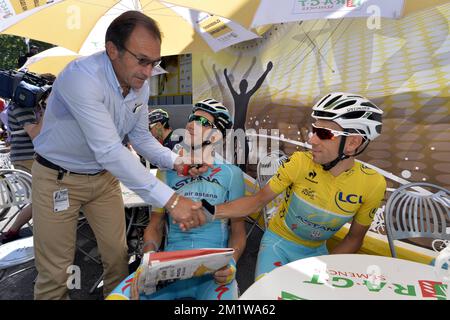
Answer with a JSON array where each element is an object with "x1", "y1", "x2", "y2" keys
[
  {"x1": 107, "y1": 272, "x2": 238, "y2": 300},
  {"x1": 255, "y1": 229, "x2": 329, "y2": 281}
]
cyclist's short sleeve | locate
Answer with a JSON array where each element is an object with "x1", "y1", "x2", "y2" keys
[
  {"x1": 268, "y1": 152, "x2": 302, "y2": 195},
  {"x1": 152, "y1": 169, "x2": 167, "y2": 215},
  {"x1": 353, "y1": 174, "x2": 386, "y2": 226},
  {"x1": 227, "y1": 166, "x2": 245, "y2": 201}
]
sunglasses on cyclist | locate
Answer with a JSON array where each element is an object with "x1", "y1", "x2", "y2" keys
[
  {"x1": 188, "y1": 114, "x2": 214, "y2": 128},
  {"x1": 311, "y1": 123, "x2": 355, "y2": 140},
  {"x1": 123, "y1": 46, "x2": 162, "y2": 68}
]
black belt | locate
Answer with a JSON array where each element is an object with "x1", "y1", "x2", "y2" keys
[{"x1": 35, "y1": 154, "x2": 106, "y2": 177}]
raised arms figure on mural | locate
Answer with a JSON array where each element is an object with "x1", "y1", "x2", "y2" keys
[{"x1": 224, "y1": 61, "x2": 273, "y2": 131}]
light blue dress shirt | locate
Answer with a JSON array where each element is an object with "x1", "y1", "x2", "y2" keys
[{"x1": 34, "y1": 51, "x2": 177, "y2": 207}]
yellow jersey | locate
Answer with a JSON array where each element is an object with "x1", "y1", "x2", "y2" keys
[{"x1": 268, "y1": 151, "x2": 386, "y2": 248}]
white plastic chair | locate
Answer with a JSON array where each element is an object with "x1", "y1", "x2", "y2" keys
[
  {"x1": 246, "y1": 151, "x2": 288, "y2": 238},
  {"x1": 0, "y1": 169, "x2": 32, "y2": 233},
  {"x1": 0, "y1": 169, "x2": 33, "y2": 282},
  {"x1": 0, "y1": 151, "x2": 12, "y2": 170},
  {"x1": 384, "y1": 182, "x2": 450, "y2": 258},
  {"x1": 0, "y1": 151, "x2": 14, "y2": 220}
]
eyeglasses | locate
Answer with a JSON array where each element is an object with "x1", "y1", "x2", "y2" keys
[
  {"x1": 123, "y1": 46, "x2": 162, "y2": 68},
  {"x1": 311, "y1": 123, "x2": 356, "y2": 140},
  {"x1": 188, "y1": 114, "x2": 214, "y2": 128}
]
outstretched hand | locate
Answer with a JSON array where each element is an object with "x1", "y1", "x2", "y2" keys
[
  {"x1": 166, "y1": 195, "x2": 207, "y2": 231},
  {"x1": 177, "y1": 200, "x2": 207, "y2": 231}
]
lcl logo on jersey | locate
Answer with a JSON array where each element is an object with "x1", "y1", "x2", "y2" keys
[{"x1": 335, "y1": 192, "x2": 363, "y2": 213}]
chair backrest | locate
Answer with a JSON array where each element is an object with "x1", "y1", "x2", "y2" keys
[
  {"x1": 0, "y1": 169, "x2": 32, "y2": 209},
  {"x1": 384, "y1": 182, "x2": 450, "y2": 257},
  {"x1": 256, "y1": 151, "x2": 288, "y2": 188},
  {"x1": 256, "y1": 151, "x2": 288, "y2": 228},
  {"x1": 0, "y1": 151, "x2": 12, "y2": 169}
]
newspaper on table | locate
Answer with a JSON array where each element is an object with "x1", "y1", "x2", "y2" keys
[{"x1": 133, "y1": 248, "x2": 235, "y2": 296}]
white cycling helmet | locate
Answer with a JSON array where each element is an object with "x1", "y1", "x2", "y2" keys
[
  {"x1": 148, "y1": 108, "x2": 170, "y2": 125},
  {"x1": 311, "y1": 92, "x2": 383, "y2": 141},
  {"x1": 193, "y1": 98, "x2": 233, "y2": 136}
]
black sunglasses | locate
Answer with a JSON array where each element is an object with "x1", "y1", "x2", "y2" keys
[
  {"x1": 123, "y1": 46, "x2": 162, "y2": 68},
  {"x1": 188, "y1": 114, "x2": 214, "y2": 128},
  {"x1": 311, "y1": 123, "x2": 354, "y2": 140}
]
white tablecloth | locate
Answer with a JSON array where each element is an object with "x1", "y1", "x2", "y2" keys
[{"x1": 240, "y1": 254, "x2": 447, "y2": 300}]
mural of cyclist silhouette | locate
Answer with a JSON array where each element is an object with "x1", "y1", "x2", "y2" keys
[
  {"x1": 223, "y1": 60, "x2": 273, "y2": 170},
  {"x1": 224, "y1": 60, "x2": 273, "y2": 131},
  {"x1": 200, "y1": 52, "x2": 253, "y2": 121}
]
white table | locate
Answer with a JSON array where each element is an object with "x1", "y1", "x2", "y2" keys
[
  {"x1": 120, "y1": 169, "x2": 157, "y2": 244},
  {"x1": 0, "y1": 236, "x2": 34, "y2": 270},
  {"x1": 240, "y1": 254, "x2": 448, "y2": 300},
  {"x1": 121, "y1": 183, "x2": 147, "y2": 209}
]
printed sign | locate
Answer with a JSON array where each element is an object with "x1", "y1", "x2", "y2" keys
[
  {"x1": 1, "y1": 0, "x2": 49, "y2": 21},
  {"x1": 251, "y1": 0, "x2": 405, "y2": 27},
  {"x1": 292, "y1": 0, "x2": 366, "y2": 14},
  {"x1": 198, "y1": 15, "x2": 232, "y2": 40},
  {"x1": 0, "y1": 0, "x2": 64, "y2": 25},
  {"x1": 166, "y1": 4, "x2": 259, "y2": 52}
]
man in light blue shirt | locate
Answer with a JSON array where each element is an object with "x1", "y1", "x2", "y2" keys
[{"x1": 31, "y1": 11, "x2": 207, "y2": 300}]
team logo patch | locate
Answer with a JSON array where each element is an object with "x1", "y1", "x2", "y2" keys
[
  {"x1": 305, "y1": 170, "x2": 318, "y2": 184},
  {"x1": 360, "y1": 164, "x2": 377, "y2": 175}
]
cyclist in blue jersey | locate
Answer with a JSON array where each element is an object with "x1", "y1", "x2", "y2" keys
[
  {"x1": 148, "y1": 108, "x2": 182, "y2": 150},
  {"x1": 107, "y1": 98, "x2": 246, "y2": 300}
]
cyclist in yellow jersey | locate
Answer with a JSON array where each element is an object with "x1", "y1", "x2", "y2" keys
[{"x1": 210, "y1": 92, "x2": 387, "y2": 280}]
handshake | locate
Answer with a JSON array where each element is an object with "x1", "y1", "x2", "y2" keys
[{"x1": 164, "y1": 194, "x2": 216, "y2": 231}]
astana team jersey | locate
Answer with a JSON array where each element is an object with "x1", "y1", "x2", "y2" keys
[
  {"x1": 268, "y1": 151, "x2": 386, "y2": 248},
  {"x1": 153, "y1": 162, "x2": 245, "y2": 250},
  {"x1": 107, "y1": 162, "x2": 244, "y2": 301}
]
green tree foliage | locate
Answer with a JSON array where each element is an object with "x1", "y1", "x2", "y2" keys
[
  {"x1": 0, "y1": 35, "x2": 26, "y2": 69},
  {"x1": 0, "y1": 35, "x2": 53, "y2": 70}
]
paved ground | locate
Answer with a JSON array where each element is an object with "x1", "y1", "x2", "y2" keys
[{"x1": 0, "y1": 207, "x2": 263, "y2": 300}]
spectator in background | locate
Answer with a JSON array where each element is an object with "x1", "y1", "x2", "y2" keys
[
  {"x1": 0, "y1": 98, "x2": 7, "y2": 141},
  {"x1": 148, "y1": 108, "x2": 182, "y2": 151},
  {"x1": 0, "y1": 73, "x2": 55, "y2": 243},
  {"x1": 17, "y1": 45, "x2": 39, "y2": 69}
]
